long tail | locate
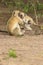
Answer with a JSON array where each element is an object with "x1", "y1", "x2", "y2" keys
[{"x1": 0, "y1": 30, "x2": 8, "y2": 33}]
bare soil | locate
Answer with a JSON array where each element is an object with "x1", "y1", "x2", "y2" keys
[{"x1": 0, "y1": 34, "x2": 43, "y2": 65}]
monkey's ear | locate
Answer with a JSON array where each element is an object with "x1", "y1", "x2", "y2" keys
[{"x1": 12, "y1": 11, "x2": 15, "y2": 16}]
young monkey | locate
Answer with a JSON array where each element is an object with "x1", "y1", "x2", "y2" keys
[{"x1": 7, "y1": 15, "x2": 25, "y2": 36}]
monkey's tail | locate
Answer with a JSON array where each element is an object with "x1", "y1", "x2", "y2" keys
[{"x1": 0, "y1": 30, "x2": 8, "y2": 33}]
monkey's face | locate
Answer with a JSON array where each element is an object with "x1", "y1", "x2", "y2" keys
[{"x1": 18, "y1": 11, "x2": 26, "y2": 19}]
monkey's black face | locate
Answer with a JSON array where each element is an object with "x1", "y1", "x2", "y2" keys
[
  {"x1": 28, "y1": 20, "x2": 31, "y2": 24},
  {"x1": 18, "y1": 12, "x2": 26, "y2": 19},
  {"x1": 25, "y1": 20, "x2": 33, "y2": 31},
  {"x1": 18, "y1": 12, "x2": 23, "y2": 19}
]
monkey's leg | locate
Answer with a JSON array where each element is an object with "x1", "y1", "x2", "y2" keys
[{"x1": 10, "y1": 23, "x2": 25, "y2": 36}]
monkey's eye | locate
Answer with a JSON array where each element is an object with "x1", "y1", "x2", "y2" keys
[
  {"x1": 20, "y1": 15, "x2": 23, "y2": 19},
  {"x1": 18, "y1": 13, "x2": 23, "y2": 19}
]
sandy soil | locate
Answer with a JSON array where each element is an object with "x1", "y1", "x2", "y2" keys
[{"x1": 0, "y1": 33, "x2": 43, "y2": 65}]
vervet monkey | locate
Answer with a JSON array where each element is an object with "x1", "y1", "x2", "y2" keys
[{"x1": 7, "y1": 16, "x2": 25, "y2": 36}]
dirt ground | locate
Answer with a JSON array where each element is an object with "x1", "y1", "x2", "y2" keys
[{"x1": 0, "y1": 32, "x2": 43, "y2": 65}]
